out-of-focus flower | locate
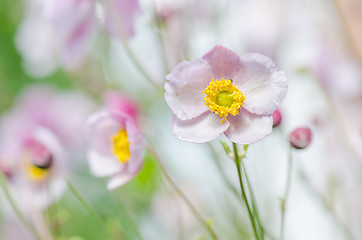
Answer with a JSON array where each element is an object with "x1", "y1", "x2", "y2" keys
[
  {"x1": 272, "y1": 109, "x2": 282, "y2": 128},
  {"x1": 0, "y1": 127, "x2": 66, "y2": 210},
  {"x1": 290, "y1": 127, "x2": 312, "y2": 149},
  {"x1": 85, "y1": 92, "x2": 144, "y2": 190},
  {"x1": 0, "y1": 85, "x2": 96, "y2": 161},
  {"x1": 164, "y1": 45, "x2": 288, "y2": 144},
  {"x1": 16, "y1": 0, "x2": 140, "y2": 77}
]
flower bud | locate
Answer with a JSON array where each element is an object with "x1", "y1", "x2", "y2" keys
[
  {"x1": 272, "y1": 109, "x2": 282, "y2": 128},
  {"x1": 289, "y1": 127, "x2": 312, "y2": 149}
]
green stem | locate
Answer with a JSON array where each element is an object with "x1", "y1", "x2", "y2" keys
[
  {"x1": 147, "y1": 147, "x2": 218, "y2": 240},
  {"x1": 0, "y1": 173, "x2": 42, "y2": 240},
  {"x1": 240, "y1": 148, "x2": 264, "y2": 239},
  {"x1": 280, "y1": 147, "x2": 293, "y2": 240},
  {"x1": 232, "y1": 142, "x2": 260, "y2": 240},
  {"x1": 66, "y1": 179, "x2": 114, "y2": 240}
]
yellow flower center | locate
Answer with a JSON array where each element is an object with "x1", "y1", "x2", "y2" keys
[
  {"x1": 111, "y1": 129, "x2": 131, "y2": 163},
  {"x1": 202, "y1": 78, "x2": 246, "y2": 122},
  {"x1": 26, "y1": 164, "x2": 50, "y2": 181}
]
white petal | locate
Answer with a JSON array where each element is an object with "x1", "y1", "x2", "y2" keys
[
  {"x1": 172, "y1": 112, "x2": 230, "y2": 143},
  {"x1": 87, "y1": 150, "x2": 122, "y2": 177},
  {"x1": 225, "y1": 108, "x2": 273, "y2": 144},
  {"x1": 236, "y1": 54, "x2": 288, "y2": 115},
  {"x1": 165, "y1": 59, "x2": 213, "y2": 120},
  {"x1": 107, "y1": 171, "x2": 135, "y2": 190}
]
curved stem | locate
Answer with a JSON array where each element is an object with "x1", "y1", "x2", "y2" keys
[
  {"x1": 280, "y1": 147, "x2": 293, "y2": 240},
  {"x1": 0, "y1": 173, "x2": 42, "y2": 240},
  {"x1": 240, "y1": 157, "x2": 265, "y2": 239},
  {"x1": 147, "y1": 147, "x2": 218, "y2": 240},
  {"x1": 120, "y1": 39, "x2": 163, "y2": 92},
  {"x1": 232, "y1": 142, "x2": 260, "y2": 240}
]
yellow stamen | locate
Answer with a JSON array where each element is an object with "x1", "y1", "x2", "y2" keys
[
  {"x1": 111, "y1": 129, "x2": 131, "y2": 163},
  {"x1": 201, "y1": 78, "x2": 246, "y2": 120},
  {"x1": 26, "y1": 165, "x2": 49, "y2": 181}
]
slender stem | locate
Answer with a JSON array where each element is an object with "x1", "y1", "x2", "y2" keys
[
  {"x1": 147, "y1": 147, "x2": 218, "y2": 240},
  {"x1": 120, "y1": 38, "x2": 162, "y2": 92},
  {"x1": 0, "y1": 173, "x2": 42, "y2": 240},
  {"x1": 232, "y1": 142, "x2": 260, "y2": 240},
  {"x1": 66, "y1": 179, "x2": 114, "y2": 240},
  {"x1": 280, "y1": 147, "x2": 293, "y2": 240},
  {"x1": 240, "y1": 152, "x2": 265, "y2": 240}
]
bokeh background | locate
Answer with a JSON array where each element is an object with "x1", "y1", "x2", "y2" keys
[{"x1": 0, "y1": 0, "x2": 361, "y2": 239}]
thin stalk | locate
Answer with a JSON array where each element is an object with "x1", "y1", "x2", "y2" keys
[
  {"x1": 280, "y1": 147, "x2": 293, "y2": 240},
  {"x1": 120, "y1": 38, "x2": 162, "y2": 92},
  {"x1": 240, "y1": 147, "x2": 264, "y2": 239},
  {"x1": 0, "y1": 173, "x2": 42, "y2": 240},
  {"x1": 147, "y1": 147, "x2": 218, "y2": 240},
  {"x1": 66, "y1": 179, "x2": 114, "y2": 240},
  {"x1": 232, "y1": 142, "x2": 260, "y2": 240}
]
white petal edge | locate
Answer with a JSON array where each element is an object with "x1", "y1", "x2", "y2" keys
[
  {"x1": 236, "y1": 53, "x2": 288, "y2": 115},
  {"x1": 107, "y1": 171, "x2": 135, "y2": 190},
  {"x1": 172, "y1": 112, "x2": 230, "y2": 143},
  {"x1": 165, "y1": 59, "x2": 213, "y2": 120},
  {"x1": 87, "y1": 150, "x2": 122, "y2": 177},
  {"x1": 225, "y1": 108, "x2": 273, "y2": 144}
]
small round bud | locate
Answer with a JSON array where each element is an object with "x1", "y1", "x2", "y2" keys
[
  {"x1": 289, "y1": 127, "x2": 312, "y2": 149},
  {"x1": 272, "y1": 109, "x2": 282, "y2": 128}
]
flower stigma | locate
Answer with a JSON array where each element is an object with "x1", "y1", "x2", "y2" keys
[
  {"x1": 202, "y1": 78, "x2": 246, "y2": 123},
  {"x1": 111, "y1": 129, "x2": 131, "y2": 163}
]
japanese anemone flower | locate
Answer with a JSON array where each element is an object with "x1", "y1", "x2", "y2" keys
[
  {"x1": 164, "y1": 45, "x2": 288, "y2": 144},
  {"x1": 0, "y1": 127, "x2": 66, "y2": 210},
  {"x1": 85, "y1": 93, "x2": 144, "y2": 190}
]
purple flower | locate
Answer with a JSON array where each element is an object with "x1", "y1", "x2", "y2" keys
[
  {"x1": 164, "y1": 45, "x2": 288, "y2": 144},
  {"x1": 85, "y1": 93, "x2": 144, "y2": 190}
]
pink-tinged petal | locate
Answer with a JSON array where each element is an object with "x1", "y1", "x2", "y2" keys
[
  {"x1": 124, "y1": 119, "x2": 144, "y2": 173},
  {"x1": 165, "y1": 59, "x2": 212, "y2": 120},
  {"x1": 104, "y1": 0, "x2": 139, "y2": 38},
  {"x1": 225, "y1": 108, "x2": 273, "y2": 144},
  {"x1": 172, "y1": 112, "x2": 229, "y2": 143},
  {"x1": 104, "y1": 91, "x2": 139, "y2": 121},
  {"x1": 107, "y1": 170, "x2": 136, "y2": 190},
  {"x1": 202, "y1": 45, "x2": 243, "y2": 80},
  {"x1": 87, "y1": 150, "x2": 122, "y2": 177},
  {"x1": 85, "y1": 111, "x2": 124, "y2": 155},
  {"x1": 235, "y1": 53, "x2": 288, "y2": 115}
]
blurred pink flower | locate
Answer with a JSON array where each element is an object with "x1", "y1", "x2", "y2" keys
[
  {"x1": 290, "y1": 127, "x2": 312, "y2": 149},
  {"x1": 16, "y1": 0, "x2": 140, "y2": 76},
  {"x1": 164, "y1": 45, "x2": 288, "y2": 144},
  {"x1": 0, "y1": 127, "x2": 66, "y2": 210},
  {"x1": 85, "y1": 92, "x2": 144, "y2": 190},
  {"x1": 0, "y1": 85, "x2": 96, "y2": 160}
]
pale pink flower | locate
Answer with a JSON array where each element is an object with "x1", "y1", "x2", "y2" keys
[
  {"x1": 164, "y1": 45, "x2": 288, "y2": 144},
  {"x1": 16, "y1": 0, "x2": 139, "y2": 76},
  {"x1": 0, "y1": 127, "x2": 66, "y2": 210},
  {"x1": 85, "y1": 93, "x2": 144, "y2": 190},
  {"x1": 289, "y1": 127, "x2": 312, "y2": 149}
]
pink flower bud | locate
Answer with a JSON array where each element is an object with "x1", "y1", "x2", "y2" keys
[
  {"x1": 272, "y1": 109, "x2": 282, "y2": 128},
  {"x1": 289, "y1": 127, "x2": 312, "y2": 149}
]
